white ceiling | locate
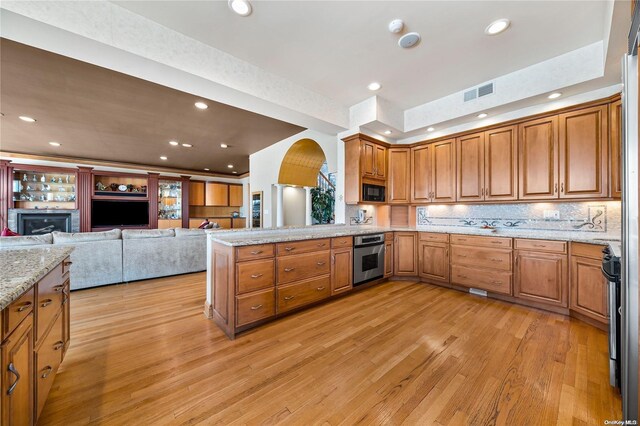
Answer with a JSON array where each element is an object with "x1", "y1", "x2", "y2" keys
[{"x1": 114, "y1": 0, "x2": 611, "y2": 110}]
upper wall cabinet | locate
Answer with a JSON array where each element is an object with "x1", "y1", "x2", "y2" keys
[
  {"x1": 229, "y1": 184, "x2": 244, "y2": 207},
  {"x1": 206, "y1": 183, "x2": 229, "y2": 206},
  {"x1": 343, "y1": 135, "x2": 388, "y2": 204},
  {"x1": 558, "y1": 105, "x2": 608, "y2": 199},
  {"x1": 189, "y1": 181, "x2": 205, "y2": 206},
  {"x1": 411, "y1": 139, "x2": 455, "y2": 204},
  {"x1": 361, "y1": 140, "x2": 386, "y2": 180},
  {"x1": 518, "y1": 116, "x2": 559, "y2": 200},
  {"x1": 610, "y1": 100, "x2": 622, "y2": 198},
  {"x1": 388, "y1": 148, "x2": 410, "y2": 203},
  {"x1": 456, "y1": 132, "x2": 485, "y2": 202}
]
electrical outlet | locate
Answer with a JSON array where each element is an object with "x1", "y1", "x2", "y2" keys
[{"x1": 543, "y1": 210, "x2": 560, "y2": 219}]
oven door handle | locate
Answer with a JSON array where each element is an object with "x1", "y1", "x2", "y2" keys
[{"x1": 608, "y1": 281, "x2": 617, "y2": 360}]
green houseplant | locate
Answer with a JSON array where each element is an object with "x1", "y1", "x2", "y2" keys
[{"x1": 311, "y1": 187, "x2": 335, "y2": 224}]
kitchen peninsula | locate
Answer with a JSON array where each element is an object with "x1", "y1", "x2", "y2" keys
[
  {"x1": 0, "y1": 246, "x2": 72, "y2": 424},
  {"x1": 206, "y1": 224, "x2": 619, "y2": 339}
]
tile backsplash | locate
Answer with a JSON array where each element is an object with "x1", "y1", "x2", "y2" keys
[
  {"x1": 346, "y1": 204, "x2": 377, "y2": 226},
  {"x1": 416, "y1": 201, "x2": 621, "y2": 237}
]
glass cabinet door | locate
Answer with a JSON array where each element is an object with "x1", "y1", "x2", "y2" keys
[{"x1": 158, "y1": 180, "x2": 182, "y2": 221}]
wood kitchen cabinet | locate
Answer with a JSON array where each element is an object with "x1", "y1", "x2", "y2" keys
[
  {"x1": 229, "y1": 184, "x2": 244, "y2": 207},
  {"x1": 394, "y1": 232, "x2": 417, "y2": 276},
  {"x1": 331, "y1": 247, "x2": 353, "y2": 295},
  {"x1": 514, "y1": 240, "x2": 568, "y2": 308},
  {"x1": 342, "y1": 134, "x2": 388, "y2": 204},
  {"x1": 384, "y1": 233, "x2": 394, "y2": 277},
  {"x1": 610, "y1": 99, "x2": 622, "y2": 198},
  {"x1": 570, "y1": 243, "x2": 608, "y2": 324},
  {"x1": 518, "y1": 116, "x2": 559, "y2": 200},
  {"x1": 456, "y1": 132, "x2": 485, "y2": 202},
  {"x1": 2, "y1": 315, "x2": 34, "y2": 426},
  {"x1": 411, "y1": 139, "x2": 456, "y2": 204},
  {"x1": 418, "y1": 233, "x2": 449, "y2": 284},
  {"x1": 558, "y1": 105, "x2": 608, "y2": 198},
  {"x1": 206, "y1": 183, "x2": 229, "y2": 206},
  {"x1": 484, "y1": 126, "x2": 518, "y2": 201},
  {"x1": 388, "y1": 148, "x2": 410, "y2": 203},
  {"x1": 189, "y1": 181, "x2": 205, "y2": 206},
  {"x1": 362, "y1": 140, "x2": 386, "y2": 180}
]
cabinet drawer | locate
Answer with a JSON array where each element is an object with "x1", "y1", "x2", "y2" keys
[
  {"x1": 35, "y1": 311, "x2": 64, "y2": 418},
  {"x1": 37, "y1": 268, "x2": 64, "y2": 343},
  {"x1": 571, "y1": 242, "x2": 605, "y2": 260},
  {"x1": 277, "y1": 276, "x2": 331, "y2": 314},
  {"x1": 3, "y1": 287, "x2": 34, "y2": 340},
  {"x1": 451, "y1": 266, "x2": 512, "y2": 295},
  {"x1": 419, "y1": 232, "x2": 449, "y2": 243},
  {"x1": 331, "y1": 236, "x2": 353, "y2": 248},
  {"x1": 236, "y1": 244, "x2": 275, "y2": 262},
  {"x1": 450, "y1": 246, "x2": 512, "y2": 271},
  {"x1": 236, "y1": 259, "x2": 274, "y2": 294},
  {"x1": 276, "y1": 239, "x2": 330, "y2": 256},
  {"x1": 515, "y1": 239, "x2": 567, "y2": 254},
  {"x1": 277, "y1": 251, "x2": 331, "y2": 285},
  {"x1": 236, "y1": 288, "x2": 275, "y2": 327},
  {"x1": 61, "y1": 256, "x2": 72, "y2": 277},
  {"x1": 450, "y1": 234, "x2": 512, "y2": 248}
]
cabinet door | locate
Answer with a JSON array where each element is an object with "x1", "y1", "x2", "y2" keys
[
  {"x1": 456, "y1": 132, "x2": 484, "y2": 201},
  {"x1": 419, "y1": 242, "x2": 449, "y2": 283},
  {"x1": 388, "y1": 148, "x2": 411, "y2": 203},
  {"x1": 331, "y1": 248, "x2": 353, "y2": 295},
  {"x1": 518, "y1": 116, "x2": 559, "y2": 200},
  {"x1": 361, "y1": 142, "x2": 376, "y2": 178},
  {"x1": 229, "y1": 185, "x2": 243, "y2": 207},
  {"x1": 559, "y1": 106, "x2": 608, "y2": 198},
  {"x1": 2, "y1": 314, "x2": 34, "y2": 426},
  {"x1": 410, "y1": 145, "x2": 431, "y2": 203},
  {"x1": 610, "y1": 100, "x2": 622, "y2": 198},
  {"x1": 431, "y1": 139, "x2": 456, "y2": 203},
  {"x1": 394, "y1": 232, "x2": 417, "y2": 276},
  {"x1": 205, "y1": 183, "x2": 229, "y2": 206},
  {"x1": 570, "y1": 255, "x2": 608, "y2": 323},
  {"x1": 384, "y1": 240, "x2": 394, "y2": 277},
  {"x1": 375, "y1": 145, "x2": 387, "y2": 179},
  {"x1": 62, "y1": 280, "x2": 70, "y2": 356},
  {"x1": 189, "y1": 181, "x2": 205, "y2": 206},
  {"x1": 485, "y1": 126, "x2": 518, "y2": 201},
  {"x1": 515, "y1": 251, "x2": 567, "y2": 307}
]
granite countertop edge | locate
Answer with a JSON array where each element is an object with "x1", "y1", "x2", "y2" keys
[
  {"x1": 0, "y1": 246, "x2": 73, "y2": 311},
  {"x1": 208, "y1": 225, "x2": 620, "y2": 248}
]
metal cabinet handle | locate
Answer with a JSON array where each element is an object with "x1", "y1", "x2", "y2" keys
[
  {"x1": 284, "y1": 296, "x2": 295, "y2": 301},
  {"x1": 491, "y1": 241, "x2": 503, "y2": 245},
  {"x1": 316, "y1": 262, "x2": 325, "y2": 266},
  {"x1": 317, "y1": 243, "x2": 326, "y2": 247},
  {"x1": 561, "y1": 183, "x2": 564, "y2": 193},
  {"x1": 492, "y1": 281, "x2": 503, "y2": 285},
  {"x1": 41, "y1": 366, "x2": 53, "y2": 379},
  {"x1": 53, "y1": 285, "x2": 64, "y2": 292},
  {"x1": 554, "y1": 183, "x2": 558, "y2": 193},
  {"x1": 17, "y1": 301, "x2": 32, "y2": 312},
  {"x1": 7, "y1": 362, "x2": 20, "y2": 395},
  {"x1": 490, "y1": 258, "x2": 503, "y2": 262},
  {"x1": 41, "y1": 299, "x2": 53, "y2": 308},
  {"x1": 63, "y1": 261, "x2": 73, "y2": 267},
  {"x1": 331, "y1": 255, "x2": 335, "y2": 264},
  {"x1": 533, "y1": 244, "x2": 546, "y2": 248},
  {"x1": 459, "y1": 274, "x2": 468, "y2": 279},
  {"x1": 250, "y1": 304, "x2": 263, "y2": 310},
  {"x1": 284, "y1": 247, "x2": 295, "y2": 252},
  {"x1": 316, "y1": 286, "x2": 326, "y2": 291},
  {"x1": 53, "y1": 341, "x2": 64, "y2": 351},
  {"x1": 250, "y1": 250, "x2": 263, "y2": 255},
  {"x1": 459, "y1": 255, "x2": 467, "y2": 258},
  {"x1": 250, "y1": 274, "x2": 263, "y2": 279},
  {"x1": 284, "y1": 268, "x2": 295, "y2": 272},
  {"x1": 481, "y1": 188, "x2": 484, "y2": 196}
]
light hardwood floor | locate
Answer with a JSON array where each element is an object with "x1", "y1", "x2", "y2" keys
[{"x1": 39, "y1": 273, "x2": 621, "y2": 425}]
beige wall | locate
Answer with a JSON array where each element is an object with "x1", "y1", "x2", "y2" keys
[{"x1": 283, "y1": 186, "x2": 306, "y2": 227}]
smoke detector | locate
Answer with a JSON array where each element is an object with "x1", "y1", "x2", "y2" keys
[
  {"x1": 388, "y1": 19, "x2": 404, "y2": 34},
  {"x1": 398, "y1": 32, "x2": 421, "y2": 49}
]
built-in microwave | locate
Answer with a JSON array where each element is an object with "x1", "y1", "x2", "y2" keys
[{"x1": 362, "y1": 183, "x2": 385, "y2": 202}]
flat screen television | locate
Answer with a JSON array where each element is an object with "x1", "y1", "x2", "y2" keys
[{"x1": 92, "y1": 200, "x2": 149, "y2": 227}]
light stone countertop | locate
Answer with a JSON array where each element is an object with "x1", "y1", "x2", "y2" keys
[
  {"x1": 208, "y1": 224, "x2": 621, "y2": 248},
  {"x1": 0, "y1": 246, "x2": 73, "y2": 311}
]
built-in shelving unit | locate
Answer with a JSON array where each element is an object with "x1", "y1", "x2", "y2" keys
[
  {"x1": 92, "y1": 173, "x2": 148, "y2": 199},
  {"x1": 12, "y1": 169, "x2": 77, "y2": 209}
]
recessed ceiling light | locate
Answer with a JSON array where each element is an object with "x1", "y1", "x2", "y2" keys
[
  {"x1": 228, "y1": 0, "x2": 252, "y2": 16},
  {"x1": 367, "y1": 82, "x2": 381, "y2": 91},
  {"x1": 19, "y1": 116, "x2": 36, "y2": 123},
  {"x1": 485, "y1": 19, "x2": 510, "y2": 36},
  {"x1": 160, "y1": 156, "x2": 168, "y2": 160},
  {"x1": 220, "y1": 143, "x2": 228, "y2": 148},
  {"x1": 181, "y1": 143, "x2": 193, "y2": 148},
  {"x1": 169, "y1": 140, "x2": 179, "y2": 146},
  {"x1": 204, "y1": 168, "x2": 210, "y2": 171},
  {"x1": 384, "y1": 130, "x2": 392, "y2": 135},
  {"x1": 477, "y1": 113, "x2": 488, "y2": 118},
  {"x1": 48, "y1": 142, "x2": 61, "y2": 147},
  {"x1": 227, "y1": 164, "x2": 234, "y2": 169},
  {"x1": 194, "y1": 102, "x2": 208, "y2": 110},
  {"x1": 232, "y1": 171, "x2": 238, "y2": 174},
  {"x1": 548, "y1": 92, "x2": 562, "y2": 99},
  {"x1": 427, "y1": 127, "x2": 435, "y2": 132}
]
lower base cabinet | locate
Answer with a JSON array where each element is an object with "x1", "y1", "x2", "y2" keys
[
  {"x1": 278, "y1": 276, "x2": 331, "y2": 313},
  {"x1": 570, "y1": 243, "x2": 608, "y2": 324},
  {"x1": 2, "y1": 315, "x2": 34, "y2": 426},
  {"x1": 384, "y1": 233, "x2": 394, "y2": 278},
  {"x1": 515, "y1": 250, "x2": 568, "y2": 308},
  {"x1": 418, "y1": 241, "x2": 449, "y2": 284},
  {"x1": 331, "y1": 248, "x2": 353, "y2": 295},
  {"x1": 394, "y1": 232, "x2": 418, "y2": 276}
]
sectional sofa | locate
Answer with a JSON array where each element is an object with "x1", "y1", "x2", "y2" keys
[{"x1": 0, "y1": 228, "x2": 208, "y2": 290}]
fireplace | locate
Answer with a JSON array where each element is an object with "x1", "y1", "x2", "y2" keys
[{"x1": 17, "y1": 212, "x2": 72, "y2": 235}]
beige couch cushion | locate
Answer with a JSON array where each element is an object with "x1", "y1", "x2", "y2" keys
[
  {"x1": 174, "y1": 228, "x2": 206, "y2": 237},
  {"x1": 53, "y1": 229, "x2": 121, "y2": 244},
  {"x1": 122, "y1": 229, "x2": 175, "y2": 239},
  {"x1": 0, "y1": 233, "x2": 53, "y2": 247}
]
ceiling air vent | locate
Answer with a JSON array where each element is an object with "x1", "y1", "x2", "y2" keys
[
  {"x1": 478, "y1": 82, "x2": 494, "y2": 97},
  {"x1": 463, "y1": 89, "x2": 477, "y2": 102}
]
